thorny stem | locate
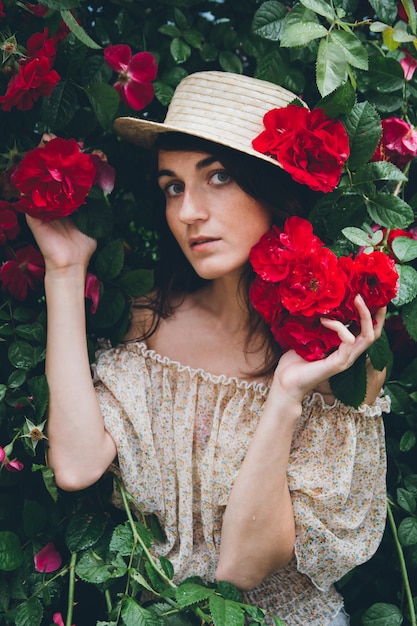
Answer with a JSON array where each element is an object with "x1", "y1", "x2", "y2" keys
[
  {"x1": 387, "y1": 499, "x2": 416, "y2": 626},
  {"x1": 66, "y1": 552, "x2": 77, "y2": 626}
]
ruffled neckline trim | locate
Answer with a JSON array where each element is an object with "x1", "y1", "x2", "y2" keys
[{"x1": 121, "y1": 341, "x2": 390, "y2": 415}]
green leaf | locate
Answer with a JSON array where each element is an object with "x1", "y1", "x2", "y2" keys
[
  {"x1": 216, "y1": 581, "x2": 241, "y2": 602},
  {"x1": 15, "y1": 597, "x2": 43, "y2": 626},
  {"x1": 0, "y1": 384, "x2": 6, "y2": 402},
  {"x1": 342, "y1": 227, "x2": 372, "y2": 247},
  {"x1": 368, "y1": 330, "x2": 392, "y2": 371},
  {"x1": 398, "y1": 516, "x2": 417, "y2": 546},
  {"x1": 175, "y1": 582, "x2": 215, "y2": 608},
  {"x1": 343, "y1": 101, "x2": 381, "y2": 169},
  {"x1": 405, "y1": 474, "x2": 417, "y2": 496},
  {"x1": 73, "y1": 200, "x2": 113, "y2": 239},
  {"x1": 0, "y1": 531, "x2": 23, "y2": 571},
  {"x1": 401, "y1": 0, "x2": 417, "y2": 34},
  {"x1": 39, "y1": 81, "x2": 78, "y2": 131},
  {"x1": 40, "y1": 0, "x2": 80, "y2": 7},
  {"x1": 219, "y1": 51, "x2": 243, "y2": 74},
  {"x1": 28, "y1": 375, "x2": 49, "y2": 420},
  {"x1": 366, "y1": 194, "x2": 414, "y2": 230},
  {"x1": 121, "y1": 596, "x2": 164, "y2": 626},
  {"x1": 130, "y1": 570, "x2": 159, "y2": 594},
  {"x1": 75, "y1": 550, "x2": 127, "y2": 584},
  {"x1": 170, "y1": 38, "x2": 191, "y2": 64},
  {"x1": 209, "y1": 595, "x2": 245, "y2": 626},
  {"x1": 15, "y1": 322, "x2": 45, "y2": 342},
  {"x1": 299, "y1": 0, "x2": 336, "y2": 20},
  {"x1": 110, "y1": 521, "x2": 153, "y2": 555},
  {"x1": 61, "y1": 9, "x2": 101, "y2": 49},
  {"x1": 392, "y1": 237, "x2": 417, "y2": 262},
  {"x1": 330, "y1": 353, "x2": 367, "y2": 408},
  {"x1": 397, "y1": 487, "x2": 416, "y2": 513},
  {"x1": 8, "y1": 341, "x2": 37, "y2": 370},
  {"x1": 353, "y1": 162, "x2": 408, "y2": 185},
  {"x1": 368, "y1": 0, "x2": 399, "y2": 23},
  {"x1": 32, "y1": 464, "x2": 59, "y2": 502},
  {"x1": 251, "y1": 1, "x2": 287, "y2": 41},
  {"x1": 95, "y1": 240, "x2": 125, "y2": 280},
  {"x1": 329, "y1": 30, "x2": 368, "y2": 70},
  {"x1": 158, "y1": 24, "x2": 181, "y2": 38},
  {"x1": 402, "y1": 297, "x2": 417, "y2": 340},
  {"x1": 80, "y1": 55, "x2": 112, "y2": 86},
  {"x1": 367, "y1": 56, "x2": 405, "y2": 94},
  {"x1": 85, "y1": 82, "x2": 120, "y2": 130},
  {"x1": 280, "y1": 21, "x2": 328, "y2": 47},
  {"x1": 159, "y1": 556, "x2": 174, "y2": 579},
  {"x1": 254, "y1": 47, "x2": 286, "y2": 83},
  {"x1": 65, "y1": 510, "x2": 107, "y2": 551},
  {"x1": 392, "y1": 265, "x2": 417, "y2": 307},
  {"x1": 316, "y1": 80, "x2": 356, "y2": 117},
  {"x1": 92, "y1": 288, "x2": 127, "y2": 328},
  {"x1": 399, "y1": 430, "x2": 416, "y2": 452},
  {"x1": 362, "y1": 602, "x2": 403, "y2": 626},
  {"x1": 384, "y1": 382, "x2": 410, "y2": 414},
  {"x1": 316, "y1": 39, "x2": 347, "y2": 96},
  {"x1": 183, "y1": 28, "x2": 205, "y2": 49}
]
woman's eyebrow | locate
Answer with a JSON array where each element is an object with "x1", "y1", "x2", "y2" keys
[{"x1": 157, "y1": 156, "x2": 219, "y2": 179}]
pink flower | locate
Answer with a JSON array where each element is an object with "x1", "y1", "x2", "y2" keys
[
  {"x1": 371, "y1": 117, "x2": 417, "y2": 168},
  {"x1": 90, "y1": 151, "x2": 116, "y2": 194},
  {"x1": 52, "y1": 612, "x2": 75, "y2": 626},
  {"x1": 0, "y1": 244, "x2": 45, "y2": 300},
  {"x1": 34, "y1": 542, "x2": 62, "y2": 573},
  {"x1": 400, "y1": 54, "x2": 417, "y2": 81},
  {"x1": 0, "y1": 1, "x2": 5, "y2": 19},
  {"x1": 85, "y1": 272, "x2": 101, "y2": 314},
  {"x1": 0, "y1": 446, "x2": 5, "y2": 463},
  {"x1": 104, "y1": 44, "x2": 158, "y2": 110},
  {"x1": 5, "y1": 458, "x2": 24, "y2": 472}
]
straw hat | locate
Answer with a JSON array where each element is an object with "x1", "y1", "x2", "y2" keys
[{"x1": 113, "y1": 71, "x2": 305, "y2": 169}]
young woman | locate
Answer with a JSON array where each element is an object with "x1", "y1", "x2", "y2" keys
[{"x1": 27, "y1": 72, "x2": 389, "y2": 626}]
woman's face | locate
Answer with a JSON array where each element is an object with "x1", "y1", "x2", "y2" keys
[{"x1": 157, "y1": 150, "x2": 272, "y2": 281}]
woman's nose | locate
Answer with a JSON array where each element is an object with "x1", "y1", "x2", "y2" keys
[{"x1": 178, "y1": 190, "x2": 209, "y2": 223}]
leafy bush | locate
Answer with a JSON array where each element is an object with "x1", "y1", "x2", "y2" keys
[{"x1": 0, "y1": 0, "x2": 416, "y2": 625}]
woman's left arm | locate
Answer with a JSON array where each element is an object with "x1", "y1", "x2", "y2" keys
[{"x1": 216, "y1": 297, "x2": 386, "y2": 591}]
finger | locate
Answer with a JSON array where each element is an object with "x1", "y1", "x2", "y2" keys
[{"x1": 319, "y1": 317, "x2": 355, "y2": 345}]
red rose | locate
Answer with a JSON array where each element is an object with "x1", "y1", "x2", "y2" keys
[
  {"x1": 249, "y1": 276, "x2": 285, "y2": 325},
  {"x1": 249, "y1": 216, "x2": 324, "y2": 282},
  {"x1": 371, "y1": 117, "x2": 417, "y2": 168},
  {"x1": 26, "y1": 28, "x2": 58, "y2": 64},
  {"x1": 12, "y1": 137, "x2": 96, "y2": 221},
  {"x1": 272, "y1": 315, "x2": 342, "y2": 362},
  {"x1": 0, "y1": 56, "x2": 60, "y2": 112},
  {"x1": 278, "y1": 246, "x2": 347, "y2": 317},
  {"x1": 0, "y1": 245, "x2": 45, "y2": 300},
  {"x1": 104, "y1": 44, "x2": 158, "y2": 111},
  {"x1": 252, "y1": 105, "x2": 350, "y2": 192},
  {"x1": 0, "y1": 201, "x2": 20, "y2": 244},
  {"x1": 0, "y1": 1, "x2": 5, "y2": 18}
]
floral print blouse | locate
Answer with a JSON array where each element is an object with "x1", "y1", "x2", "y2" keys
[{"x1": 94, "y1": 341, "x2": 390, "y2": 626}]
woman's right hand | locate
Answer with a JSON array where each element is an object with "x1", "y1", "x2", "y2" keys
[{"x1": 26, "y1": 215, "x2": 97, "y2": 273}]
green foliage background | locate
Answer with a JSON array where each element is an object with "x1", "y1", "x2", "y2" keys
[{"x1": 0, "y1": 0, "x2": 417, "y2": 625}]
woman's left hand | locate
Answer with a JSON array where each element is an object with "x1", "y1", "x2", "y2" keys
[{"x1": 270, "y1": 295, "x2": 386, "y2": 407}]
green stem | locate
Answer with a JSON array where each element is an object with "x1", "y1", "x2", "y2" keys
[
  {"x1": 66, "y1": 552, "x2": 77, "y2": 626},
  {"x1": 105, "y1": 589, "x2": 113, "y2": 615},
  {"x1": 387, "y1": 499, "x2": 416, "y2": 626},
  {"x1": 114, "y1": 475, "x2": 176, "y2": 589}
]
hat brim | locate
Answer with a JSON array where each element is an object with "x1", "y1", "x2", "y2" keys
[{"x1": 114, "y1": 116, "x2": 285, "y2": 169}]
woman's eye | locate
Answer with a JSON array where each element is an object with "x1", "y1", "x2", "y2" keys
[
  {"x1": 212, "y1": 170, "x2": 231, "y2": 185},
  {"x1": 165, "y1": 182, "x2": 183, "y2": 197}
]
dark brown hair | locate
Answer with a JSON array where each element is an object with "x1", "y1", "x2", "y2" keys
[{"x1": 131, "y1": 132, "x2": 315, "y2": 377}]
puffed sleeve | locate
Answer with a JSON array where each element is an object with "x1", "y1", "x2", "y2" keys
[{"x1": 288, "y1": 393, "x2": 390, "y2": 591}]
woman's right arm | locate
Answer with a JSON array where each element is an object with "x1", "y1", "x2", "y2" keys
[{"x1": 27, "y1": 216, "x2": 117, "y2": 491}]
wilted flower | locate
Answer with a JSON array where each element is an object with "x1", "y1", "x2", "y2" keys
[
  {"x1": 0, "y1": 201, "x2": 20, "y2": 244},
  {"x1": 85, "y1": 272, "x2": 101, "y2": 314},
  {"x1": 90, "y1": 151, "x2": 116, "y2": 195},
  {"x1": 34, "y1": 542, "x2": 62, "y2": 573},
  {"x1": 371, "y1": 117, "x2": 417, "y2": 168},
  {"x1": 400, "y1": 54, "x2": 417, "y2": 81},
  {"x1": 5, "y1": 458, "x2": 24, "y2": 472},
  {"x1": 104, "y1": 44, "x2": 158, "y2": 110},
  {"x1": 21, "y1": 417, "x2": 47, "y2": 451}
]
